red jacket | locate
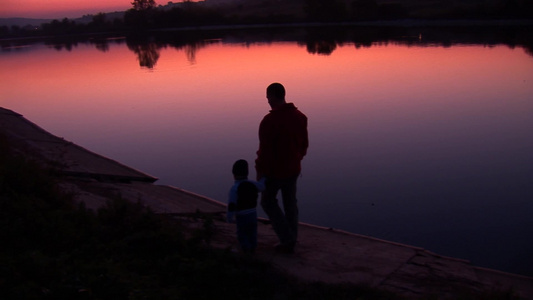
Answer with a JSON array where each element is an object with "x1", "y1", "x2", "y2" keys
[{"x1": 255, "y1": 103, "x2": 308, "y2": 179}]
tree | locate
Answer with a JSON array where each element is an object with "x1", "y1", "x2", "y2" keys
[
  {"x1": 351, "y1": 0, "x2": 379, "y2": 21},
  {"x1": 304, "y1": 0, "x2": 348, "y2": 22},
  {"x1": 126, "y1": 0, "x2": 157, "y2": 28},
  {"x1": 88, "y1": 13, "x2": 108, "y2": 31},
  {"x1": 132, "y1": 0, "x2": 157, "y2": 11}
]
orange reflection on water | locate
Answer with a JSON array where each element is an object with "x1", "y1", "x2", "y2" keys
[
  {"x1": 3, "y1": 41, "x2": 531, "y2": 180},
  {"x1": 2, "y1": 41, "x2": 532, "y2": 124},
  {"x1": 2, "y1": 41, "x2": 532, "y2": 150}
]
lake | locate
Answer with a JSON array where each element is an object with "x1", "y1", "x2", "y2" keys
[{"x1": 1, "y1": 26, "x2": 532, "y2": 276}]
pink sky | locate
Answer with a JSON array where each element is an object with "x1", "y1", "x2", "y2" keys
[{"x1": 2, "y1": 0, "x2": 146, "y2": 19}]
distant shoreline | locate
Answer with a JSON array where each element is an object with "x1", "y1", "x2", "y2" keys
[
  {"x1": 2, "y1": 18, "x2": 532, "y2": 43},
  {"x1": 2, "y1": 16, "x2": 532, "y2": 29},
  {"x1": 151, "y1": 18, "x2": 533, "y2": 33}
]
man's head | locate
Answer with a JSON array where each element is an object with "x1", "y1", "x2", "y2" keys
[{"x1": 266, "y1": 82, "x2": 286, "y2": 108}]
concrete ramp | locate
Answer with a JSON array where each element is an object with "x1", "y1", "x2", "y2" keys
[{"x1": 0, "y1": 107, "x2": 157, "y2": 183}]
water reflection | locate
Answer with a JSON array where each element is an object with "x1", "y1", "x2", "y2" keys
[
  {"x1": 130, "y1": 26, "x2": 533, "y2": 68},
  {"x1": 305, "y1": 40, "x2": 337, "y2": 55},
  {"x1": 3, "y1": 25, "x2": 532, "y2": 68},
  {"x1": 128, "y1": 42, "x2": 160, "y2": 68}
]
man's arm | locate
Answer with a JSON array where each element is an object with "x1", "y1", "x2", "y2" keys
[{"x1": 255, "y1": 116, "x2": 275, "y2": 179}]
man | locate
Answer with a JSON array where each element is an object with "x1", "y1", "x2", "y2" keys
[{"x1": 255, "y1": 82, "x2": 308, "y2": 254}]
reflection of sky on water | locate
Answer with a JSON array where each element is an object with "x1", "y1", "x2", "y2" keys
[{"x1": 1, "y1": 40, "x2": 532, "y2": 275}]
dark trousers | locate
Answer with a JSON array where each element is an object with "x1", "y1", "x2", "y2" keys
[
  {"x1": 260, "y1": 176, "x2": 299, "y2": 247},
  {"x1": 236, "y1": 211, "x2": 258, "y2": 252}
]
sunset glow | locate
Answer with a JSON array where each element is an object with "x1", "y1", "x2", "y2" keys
[{"x1": 3, "y1": 0, "x2": 137, "y2": 19}]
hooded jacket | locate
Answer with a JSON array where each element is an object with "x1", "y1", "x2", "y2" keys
[{"x1": 255, "y1": 103, "x2": 308, "y2": 179}]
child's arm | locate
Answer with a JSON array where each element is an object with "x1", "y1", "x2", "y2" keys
[
  {"x1": 254, "y1": 177, "x2": 266, "y2": 192},
  {"x1": 227, "y1": 205, "x2": 236, "y2": 223}
]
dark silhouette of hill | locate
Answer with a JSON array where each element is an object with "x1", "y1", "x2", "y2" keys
[
  {"x1": 1, "y1": 0, "x2": 531, "y2": 38},
  {"x1": 200, "y1": 0, "x2": 533, "y2": 21},
  {"x1": 0, "y1": 18, "x2": 52, "y2": 27}
]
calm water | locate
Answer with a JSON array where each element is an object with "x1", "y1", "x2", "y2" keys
[{"x1": 2, "y1": 27, "x2": 532, "y2": 276}]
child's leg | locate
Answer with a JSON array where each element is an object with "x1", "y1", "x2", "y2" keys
[
  {"x1": 236, "y1": 215, "x2": 251, "y2": 252},
  {"x1": 237, "y1": 213, "x2": 257, "y2": 253}
]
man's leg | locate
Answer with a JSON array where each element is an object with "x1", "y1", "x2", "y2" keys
[
  {"x1": 249, "y1": 212, "x2": 258, "y2": 252},
  {"x1": 281, "y1": 176, "x2": 298, "y2": 247},
  {"x1": 261, "y1": 177, "x2": 292, "y2": 246}
]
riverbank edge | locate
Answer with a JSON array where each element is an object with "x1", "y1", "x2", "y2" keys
[
  {"x1": 154, "y1": 18, "x2": 533, "y2": 32},
  {"x1": 1, "y1": 18, "x2": 532, "y2": 42},
  {"x1": 1, "y1": 106, "x2": 532, "y2": 299}
]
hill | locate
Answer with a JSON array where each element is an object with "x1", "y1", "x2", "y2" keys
[
  {"x1": 0, "y1": 12, "x2": 124, "y2": 28},
  {"x1": 1, "y1": 0, "x2": 531, "y2": 38},
  {"x1": 0, "y1": 18, "x2": 52, "y2": 27}
]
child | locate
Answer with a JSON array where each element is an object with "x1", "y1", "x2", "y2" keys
[{"x1": 227, "y1": 159, "x2": 265, "y2": 253}]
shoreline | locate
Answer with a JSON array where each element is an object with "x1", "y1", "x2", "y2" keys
[
  {"x1": 156, "y1": 18, "x2": 533, "y2": 32},
  {"x1": 2, "y1": 18, "x2": 532, "y2": 42},
  {"x1": 2, "y1": 106, "x2": 532, "y2": 298}
]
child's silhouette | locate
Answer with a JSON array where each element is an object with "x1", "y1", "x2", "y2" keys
[{"x1": 227, "y1": 159, "x2": 265, "y2": 253}]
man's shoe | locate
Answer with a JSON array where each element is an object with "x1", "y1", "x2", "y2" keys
[{"x1": 274, "y1": 243, "x2": 294, "y2": 254}]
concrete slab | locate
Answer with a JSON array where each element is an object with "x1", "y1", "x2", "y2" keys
[
  {"x1": 60, "y1": 179, "x2": 227, "y2": 214},
  {"x1": 0, "y1": 107, "x2": 157, "y2": 183},
  {"x1": 60, "y1": 178, "x2": 533, "y2": 299}
]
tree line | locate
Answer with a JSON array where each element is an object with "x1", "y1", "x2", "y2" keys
[{"x1": 1, "y1": 0, "x2": 532, "y2": 38}]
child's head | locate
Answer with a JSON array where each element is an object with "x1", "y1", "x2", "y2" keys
[{"x1": 232, "y1": 159, "x2": 248, "y2": 180}]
